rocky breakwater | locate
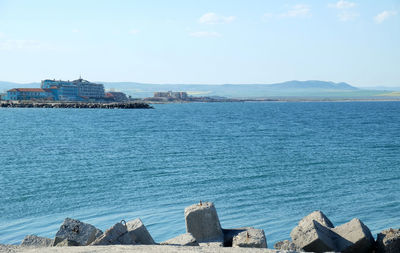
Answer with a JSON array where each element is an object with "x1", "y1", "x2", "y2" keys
[
  {"x1": 0, "y1": 101, "x2": 153, "y2": 109},
  {"x1": 274, "y1": 210, "x2": 399, "y2": 253},
  {"x1": 15, "y1": 202, "x2": 400, "y2": 253}
]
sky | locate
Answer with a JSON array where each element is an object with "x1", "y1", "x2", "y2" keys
[{"x1": 0, "y1": 0, "x2": 399, "y2": 87}]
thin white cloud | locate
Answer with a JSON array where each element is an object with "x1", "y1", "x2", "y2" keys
[
  {"x1": 0, "y1": 32, "x2": 5, "y2": 38},
  {"x1": 129, "y1": 29, "x2": 140, "y2": 35},
  {"x1": 280, "y1": 4, "x2": 311, "y2": 18},
  {"x1": 338, "y1": 11, "x2": 359, "y2": 21},
  {"x1": 374, "y1": 11, "x2": 397, "y2": 24},
  {"x1": 0, "y1": 39, "x2": 43, "y2": 51},
  {"x1": 189, "y1": 31, "x2": 221, "y2": 38},
  {"x1": 329, "y1": 0, "x2": 356, "y2": 9},
  {"x1": 72, "y1": 28, "x2": 80, "y2": 33},
  {"x1": 263, "y1": 4, "x2": 311, "y2": 20},
  {"x1": 329, "y1": 1, "x2": 358, "y2": 21},
  {"x1": 198, "y1": 12, "x2": 235, "y2": 24}
]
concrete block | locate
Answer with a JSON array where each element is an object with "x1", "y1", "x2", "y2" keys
[
  {"x1": 291, "y1": 219, "x2": 339, "y2": 252},
  {"x1": 20, "y1": 235, "x2": 53, "y2": 247},
  {"x1": 91, "y1": 222, "x2": 127, "y2": 245},
  {"x1": 53, "y1": 218, "x2": 103, "y2": 246},
  {"x1": 376, "y1": 228, "x2": 400, "y2": 253},
  {"x1": 297, "y1": 211, "x2": 334, "y2": 229},
  {"x1": 332, "y1": 218, "x2": 374, "y2": 253},
  {"x1": 123, "y1": 218, "x2": 155, "y2": 245},
  {"x1": 184, "y1": 201, "x2": 223, "y2": 243},
  {"x1": 222, "y1": 228, "x2": 250, "y2": 247},
  {"x1": 160, "y1": 233, "x2": 199, "y2": 246},
  {"x1": 232, "y1": 228, "x2": 267, "y2": 248},
  {"x1": 274, "y1": 240, "x2": 304, "y2": 251}
]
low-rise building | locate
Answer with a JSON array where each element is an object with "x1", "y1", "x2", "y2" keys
[
  {"x1": 154, "y1": 91, "x2": 188, "y2": 100},
  {"x1": 6, "y1": 88, "x2": 51, "y2": 101},
  {"x1": 105, "y1": 91, "x2": 128, "y2": 102}
]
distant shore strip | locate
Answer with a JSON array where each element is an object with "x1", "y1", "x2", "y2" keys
[{"x1": 0, "y1": 101, "x2": 153, "y2": 109}]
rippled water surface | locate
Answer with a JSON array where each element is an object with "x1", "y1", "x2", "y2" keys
[{"x1": 0, "y1": 102, "x2": 399, "y2": 246}]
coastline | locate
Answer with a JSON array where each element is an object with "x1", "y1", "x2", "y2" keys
[{"x1": 0, "y1": 101, "x2": 153, "y2": 109}]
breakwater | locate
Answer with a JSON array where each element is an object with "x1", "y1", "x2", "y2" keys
[
  {"x1": 11, "y1": 202, "x2": 400, "y2": 252},
  {"x1": 0, "y1": 101, "x2": 153, "y2": 109}
]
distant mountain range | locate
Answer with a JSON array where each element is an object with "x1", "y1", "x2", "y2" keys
[
  {"x1": 1, "y1": 80, "x2": 399, "y2": 98},
  {"x1": 267, "y1": 80, "x2": 357, "y2": 90}
]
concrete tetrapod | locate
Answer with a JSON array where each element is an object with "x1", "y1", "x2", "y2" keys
[
  {"x1": 184, "y1": 202, "x2": 224, "y2": 244},
  {"x1": 53, "y1": 218, "x2": 103, "y2": 246}
]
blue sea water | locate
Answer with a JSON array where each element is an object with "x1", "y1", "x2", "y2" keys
[{"x1": 0, "y1": 102, "x2": 399, "y2": 247}]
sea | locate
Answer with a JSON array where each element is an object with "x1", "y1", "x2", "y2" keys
[{"x1": 0, "y1": 101, "x2": 399, "y2": 247}]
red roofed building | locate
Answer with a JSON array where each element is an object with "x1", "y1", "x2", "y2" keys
[{"x1": 7, "y1": 88, "x2": 53, "y2": 101}]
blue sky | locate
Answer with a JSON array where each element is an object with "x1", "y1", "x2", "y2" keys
[{"x1": 0, "y1": 0, "x2": 399, "y2": 87}]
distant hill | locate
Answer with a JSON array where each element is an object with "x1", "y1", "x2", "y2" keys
[
  {"x1": 2, "y1": 80, "x2": 398, "y2": 98},
  {"x1": 268, "y1": 80, "x2": 358, "y2": 90},
  {"x1": 102, "y1": 80, "x2": 363, "y2": 98}
]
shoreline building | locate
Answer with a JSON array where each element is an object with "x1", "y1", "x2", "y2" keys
[
  {"x1": 154, "y1": 91, "x2": 188, "y2": 100},
  {"x1": 41, "y1": 78, "x2": 105, "y2": 101},
  {"x1": 5, "y1": 78, "x2": 131, "y2": 102},
  {"x1": 6, "y1": 88, "x2": 51, "y2": 101}
]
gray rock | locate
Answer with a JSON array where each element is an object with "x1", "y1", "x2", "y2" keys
[
  {"x1": 160, "y1": 233, "x2": 199, "y2": 246},
  {"x1": 123, "y1": 218, "x2": 155, "y2": 245},
  {"x1": 53, "y1": 218, "x2": 103, "y2": 246},
  {"x1": 274, "y1": 240, "x2": 304, "y2": 251},
  {"x1": 291, "y1": 217, "x2": 339, "y2": 252},
  {"x1": 376, "y1": 228, "x2": 400, "y2": 253},
  {"x1": 232, "y1": 228, "x2": 267, "y2": 248},
  {"x1": 20, "y1": 235, "x2": 53, "y2": 247},
  {"x1": 54, "y1": 239, "x2": 80, "y2": 247},
  {"x1": 184, "y1": 201, "x2": 223, "y2": 243},
  {"x1": 332, "y1": 218, "x2": 374, "y2": 253},
  {"x1": 91, "y1": 222, "x2": 127, "y2": 245}
]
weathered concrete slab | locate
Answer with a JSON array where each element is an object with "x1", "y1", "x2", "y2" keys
[
  {"x1": 0, "y1": 244, "x2": 317, "y2": 252},
  {"x1": 123, "y1": 218, "x2": 155, "y2": 245},
  {"x1": 274, "y1": 240, "x2": 303, "y2": 251},
  {"x1": 20, "y1": 235, "x2": 53, "y2": 247},
  {"x1": 53, "y1": 218, "x2": 103, "y2": 246},
  {"x1": 160, "y1": 233, "x2": 199, "y2": 246},
  {"x1": 91, "y1": 222, "x2": 128, "y2": 245},
  {"x1": 184, "y1": 202, "x2": 223, "y2": 243},
  {"x1": 376, "y1": 228, "x2": 400, "y2": 253},
  {"x1": 232, "y1": 228, "x2": 267, "y2": 248},
  {"x1": 291, "y1": 219, "x2": 339, "y2": 252},
  {"x1": 332, "y1": 218, "x2": 374, "y2": 253},
  {"x1": 198, "y1": 241, "x2": 224, "y2": 247}
]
